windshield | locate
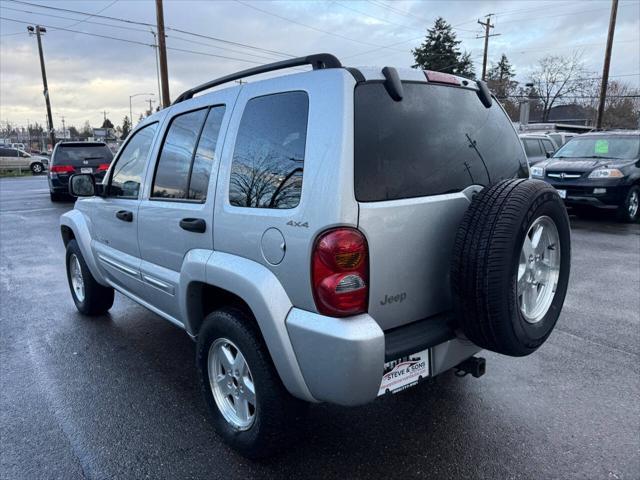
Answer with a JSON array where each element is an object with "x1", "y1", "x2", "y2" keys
[
  {"x1": 553, "y1": 136, "x2": 640, "y2": 160},
  {"x1": 354, "y1": 82, "x2": 528, "y2": 201}
]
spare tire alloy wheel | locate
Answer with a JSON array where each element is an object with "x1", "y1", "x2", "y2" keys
[
  {"x1": 451, "y1": 179, "x2": 571, "y2": 357},
  {"x1": 208, "y1": 338, "x2": 256, "y2": 431},
  {"x1": 517, "y1": 216, "x2": 561, "y2": 323}
]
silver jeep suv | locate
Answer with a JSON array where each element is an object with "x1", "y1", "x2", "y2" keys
[{"x1": 61, "y1": 54, "x2": 571, "y2": 458}]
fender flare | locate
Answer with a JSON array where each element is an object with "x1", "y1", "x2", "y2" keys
[
  {"x1": 60, "y1": 209, "x2": 108, "y2": 286},
  {"x1": 179, "y1": 251, "x2": 316, "y2": 402}
]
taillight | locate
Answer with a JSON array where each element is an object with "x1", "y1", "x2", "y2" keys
[
  {"x1": 312, "y1": 228, "x2": 368, "y2": 317},
  {"x1": 97, "y1": 163, "x2": 110, "y2": 171},
  {"x1": 50, "y1": 165, "x2": 75, "y2": 173}
]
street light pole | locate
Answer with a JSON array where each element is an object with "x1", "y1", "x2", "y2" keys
[{"x1": 129, "y1": 93, "x2": 155, "y2": 125}]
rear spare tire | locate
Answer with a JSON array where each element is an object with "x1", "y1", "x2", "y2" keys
[{"x1": 451, "y1": 179, "x2": 571, "y2": 357}]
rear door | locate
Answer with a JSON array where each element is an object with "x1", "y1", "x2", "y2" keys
[
  {"x1": 136, "y1": 91, "x2": 236, "y2": 321},
  {"x1": 90, "y1": 123, "x2": 159, "y2": 293},
  {"x1": 354, "y1": 81, "x2": 528, "y2": 330}
]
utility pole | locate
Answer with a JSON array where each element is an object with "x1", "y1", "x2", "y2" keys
[
  {"x1": 596, "y1": 0, "x2": 619, "y2": 130},
  {"x1": 27, "y1": 25, "x2": 55, "y2": 148},
  {"x1": 147, "y1": 98, "x2": 155, "y2": 114},
  {"x1": 102, "y1": 110, "x2": 108, "y2": 124},
  {"x1": 477, "y1": 14, "x2": 500, "y2": 81},
  {"x1": 155, "y1": 0, "x2": 170, "y2": 108},
  {"x1": 61, "y1": 116, "x2": 66, "y2": 140}
]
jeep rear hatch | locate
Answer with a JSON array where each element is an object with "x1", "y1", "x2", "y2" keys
[{"x1": 355, "y1": 81, "x2": 527, "y2": 330}]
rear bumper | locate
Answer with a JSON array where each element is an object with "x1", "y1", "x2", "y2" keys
[{"x1": 286, "y1": 309, "x2": 480, "y2": 406}]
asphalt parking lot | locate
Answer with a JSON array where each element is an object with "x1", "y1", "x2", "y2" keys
[{"x1": 1, "y1": 175, "x2": 638, "y2": 479}]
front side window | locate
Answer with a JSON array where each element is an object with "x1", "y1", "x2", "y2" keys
[
  {"x1": 109, "y1": 123, "x2": 157, "y2": 198},
  {"x1": 523, "y1": 139, "x2": 543, "y2": 157},
  {"x1": 541, "y1": 139, "x2": 555, "y2": 153},
  {"x1": 229, "y1": 92, "x2": 308, "y2": 209}
]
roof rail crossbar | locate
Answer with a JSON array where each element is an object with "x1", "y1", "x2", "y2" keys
[{"x1": 173, "y1": 53, "x2": 342, "y2": 105}]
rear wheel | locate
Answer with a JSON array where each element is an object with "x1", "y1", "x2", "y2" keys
[
  {"x1": 451, "y1": 179, "x2": 571, "y2": 357},
  {"x1": 617, "y1": 185, "x2": 640, "y2": 223},
  {"x1": 196, "y1": 308, "x2": 307, "y2": 459},
  {"x1": 30, "y1": 162, "x2": 43, "y2": 174},
  {"x1": 65, "y1": 239, "x2": 114, "y2": 315}
]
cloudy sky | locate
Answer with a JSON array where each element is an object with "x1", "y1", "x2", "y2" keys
[{"x1": 1, "y1": 0, "x2": 638, "y2": 129}]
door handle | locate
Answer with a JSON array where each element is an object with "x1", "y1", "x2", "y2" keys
[
  {"x1": 115, "y1": 210, "x2": 133, "y2": 222},
  {"x1": 179, "y1": 218, "x2": 206, "y2": 233}
]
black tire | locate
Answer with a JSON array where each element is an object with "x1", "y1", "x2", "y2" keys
[
  {"x1": 451, "y1": 179, "x2": 571, "y2": 357},
  {"x1": 30, "y1": 162, "x2": 43, "y2": 174},
  {"x1": 616, "y1": 185, "x2": 640, "y2": 223},
  {"x1": 65, "y1": 239, "x2": 114, "y2": 315},
  {"x1": 196, "y1": 307, "x2": 307, "y2": 459}
]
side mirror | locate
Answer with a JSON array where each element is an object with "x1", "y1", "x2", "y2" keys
[
  {"x1": 69, "y1": 173, "x2": 96, "y2": 197},
  {"x1": 546, "y1": 152, "x2": 552, "y2": 158}
]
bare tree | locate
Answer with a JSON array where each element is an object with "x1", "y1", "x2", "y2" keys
[
  {"x1": 530, "y1": 53, "x2": 594, "y2": 122},
  {"x1": 600, "y1": 81, "x2": 640, "y2": 129}
]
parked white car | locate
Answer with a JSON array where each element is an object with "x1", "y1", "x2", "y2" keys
[{"x1": 0, "y1": 146, "x2": 48, "y2": 174}]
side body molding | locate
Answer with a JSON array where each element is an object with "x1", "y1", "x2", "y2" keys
[
  {"x1": 179, "y1": 250, "x2": 316, "y2": 403},
  {"x1": 60, "y1": 209, "x2": 108, "y2": 286}
]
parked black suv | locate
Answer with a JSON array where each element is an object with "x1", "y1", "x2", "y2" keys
[
  {"x1": 531, "y1": 131, "x2": 640, "y2": 222},
  {"x1": 48, "y1": 142, "x2": 114, "y2": 201}
]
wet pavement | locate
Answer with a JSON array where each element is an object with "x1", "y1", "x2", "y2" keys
[{"x1": 1, "y1": 176, "x2": 638, "y2": 479}]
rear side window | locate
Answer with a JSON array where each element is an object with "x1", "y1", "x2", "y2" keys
[
  {"x1": 523, "y1": 139, "x2": 543, "y2": 157},
  {"x1": 354, "y1": 82, "x2": 527, "y2": 202},
  {"x1": 110, "y1": 123, "x2": 157, "y2": 198},
  {"x1": 229, "y1": 91, "x2": 308, "y2": 209},
  {"x1": 152, "y1": 106, "x2": 225, "y2": 201}
]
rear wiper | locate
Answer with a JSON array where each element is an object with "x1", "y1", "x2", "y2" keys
[{"x1": 84, "y1": 156, "x2": 104, "y2": 160}]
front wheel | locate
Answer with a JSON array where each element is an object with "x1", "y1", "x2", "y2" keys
[
  {"x1": 196, "y1": 308, "x2": 307, "y2": 459},
  {"x1": 30, "y1": 162, "x2": 43, "y2": 174},
  {"x1": 65, "y1": 239, "x2": 114, "y2": 315},
  {"x1": 617, "y1": 185, "x2": 640, "y2": 223}
]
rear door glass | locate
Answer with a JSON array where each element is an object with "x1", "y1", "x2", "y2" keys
[{"x1": 354, "y1": 82, "x2": 527, "y2": 202}]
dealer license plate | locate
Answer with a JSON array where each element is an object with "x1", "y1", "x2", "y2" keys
[
  {"x1": 80, "y1": 167, "x2": 93, "y2": 174},
  {"x1": 556, "y1": 189, "x2": 566, "y2": 199},
  {"x1": 378, "y1": 349, "x2": 430, "y2": 396}
]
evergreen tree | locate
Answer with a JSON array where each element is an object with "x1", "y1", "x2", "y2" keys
[
  {"x1": 101, "y1": 118, "x2": 114, "y2": 129},
  {"x1": 487, "y1": 53, "x2": 518, "y2": 119},
  {"x1": 412, "y1": 17, "x2": 475, "y2": 78},
  {"x1": 121, "y1": 116, "x2": 131, "y2": 139}
]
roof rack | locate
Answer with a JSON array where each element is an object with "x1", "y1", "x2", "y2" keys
[{"x1": 173, "y1": 53, "x2": 342, "y2": 105}]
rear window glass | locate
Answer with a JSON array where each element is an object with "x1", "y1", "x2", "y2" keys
[
  {"x1": 55, "y1": 145, "x2": 113, "y2": 163},
  {"x1": 354, "y1": 82, "x2": 527, "y2": 202},
  {"x1": 523, "y1": 139, "x2": 543, "y2": 157}
]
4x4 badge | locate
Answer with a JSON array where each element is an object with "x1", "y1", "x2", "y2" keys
[{"x1": 286, "y1": 220, "x2": 309, "y2": 228}]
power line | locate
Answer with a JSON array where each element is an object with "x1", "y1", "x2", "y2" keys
[
  {"x1": 234, "y1": 0, "x2": 410, "y2": 53},
  {"x1": 4, "y1": 0, "x2": 295, "y2": 58},
  {"x1": 0, "y1": 16, "x2": 274, "y2": 65},
  {"x1": 64, "y1": 0, "x2": 119, "y2": 29},
  {"x1": 2, "y1": 5, "x2": 287, "y2": 61}
]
